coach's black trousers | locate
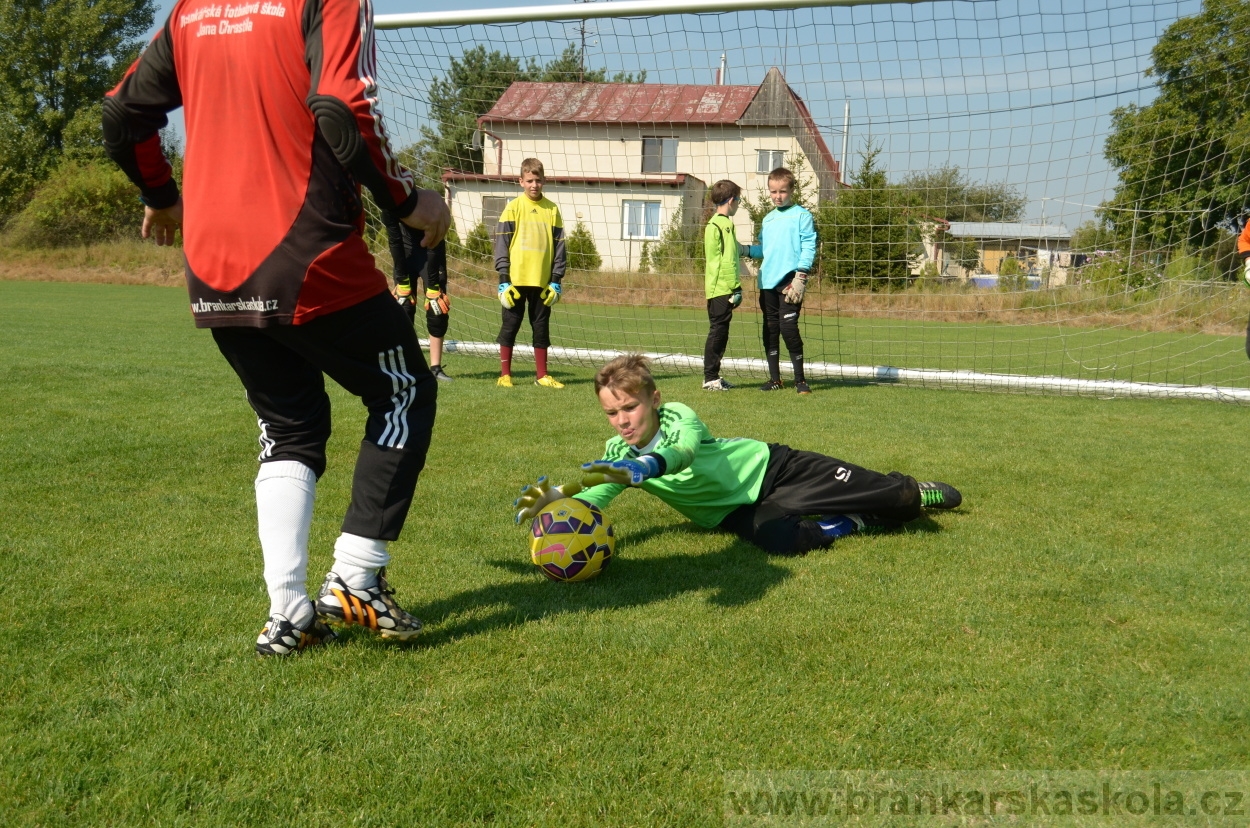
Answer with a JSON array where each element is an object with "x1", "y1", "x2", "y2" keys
[
  {"x1": 212, "y1": 291, "x2": 437, "y2": 540},
  {"x1": 718, "y1": 444, "x2": 922, "y2": 555}
]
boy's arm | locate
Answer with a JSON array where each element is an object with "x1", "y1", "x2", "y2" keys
[
  {"x1": 650, "y1": 403, "x2": 703, "y2": 476},
  {"x1": 704, "y1": 220, "x2": 722, "y2": 291},
  {"x1": 494, "y1": 203, "x2": 515, "y2": 283},
  {"x1": 797, "y1": 209, "x2": 817, "y2": 273},
  {"x1": 550, "y1": 207, "x2": 566, "y2": 284},
  {"x1": 746, "y1": 223, "x2": 763, "y2": 260}
]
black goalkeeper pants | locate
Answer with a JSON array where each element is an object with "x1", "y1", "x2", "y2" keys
[
  {"x1": 718, "y1": 444, "x2": 922, "y2": 555},
  {"x1": 211, "y1": 291, "x2": 438, "y2": 541}
]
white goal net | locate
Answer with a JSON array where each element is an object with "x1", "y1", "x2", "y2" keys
[{"x1": 371, "y1": 0, "x2": 1250, "y2": 402}]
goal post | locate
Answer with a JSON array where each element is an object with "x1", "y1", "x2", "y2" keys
[{"x1": 371, "y1": 0, "x2": 1250, "y2": 403}]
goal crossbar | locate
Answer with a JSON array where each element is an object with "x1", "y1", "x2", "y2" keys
[{"x1": 375, "y1": 0, "x2": 921, "y2": 30}]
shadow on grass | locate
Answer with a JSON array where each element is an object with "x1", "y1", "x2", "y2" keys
[{"x1": 410, "y1": 529, "x2": 792, "y2": 647}]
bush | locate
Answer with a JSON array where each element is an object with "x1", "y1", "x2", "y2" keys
[
  {"x1": 565, "y1": 221, "x2": 601, "y2": 270},
  {"x1": 462, "y1": 222, "x2": 493, "y2": 262},
  {"x1": 640, "y1": 216, "x2": 703, "y2": 275},
  {"x1": 997, "y1": 255, "x2": 1028, "y2": 291},
  {"x1": 6, "y1": 161, "x2": 145, "y2": 248}
]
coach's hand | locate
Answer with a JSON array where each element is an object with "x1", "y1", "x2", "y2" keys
[
  {"x1": 499, "y1": 282, "x2": 520, "y2": 309},
  {"x1": 782, "y1": 272, "x2": 808, "y2": 304},
  {"x1": 581, "y1": 456, "x2": 661, "y2": 487},
  {"x1": 400, "y1": 189, "x2": 451, "y2": 247},
  {"x1": 541, "y1": 283, "x2": 561, "y2": 306},
  {"x1": 142, "y1": 198, "x2": 183, "y2": 247},
  {"x1": 514, "y1": 476, "x2": 584, "y2": 524},
  {"x1": 425, "y1": 288, "x2": 450, "y2": 316},
  {"x1": 1243, "y1": 257, "x2": 1250, "y2": 288}
]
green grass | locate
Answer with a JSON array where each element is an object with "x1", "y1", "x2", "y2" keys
[{"x1": 2, "y1": 281, "x2": 1248, "y2": 826}]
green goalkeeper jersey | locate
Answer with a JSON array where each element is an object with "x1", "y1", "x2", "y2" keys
[{"x1": 577, "y1": 402, "x2": 772, "y2": 528}]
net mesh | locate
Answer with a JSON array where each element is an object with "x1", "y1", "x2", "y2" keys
[{"x1": 372, "y1": 0, "x2": 1250, "y2": 401}]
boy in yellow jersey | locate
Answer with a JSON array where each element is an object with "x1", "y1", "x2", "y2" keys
[{"x1": 494, "y1": 158, "x2": 567, "y2": 388}]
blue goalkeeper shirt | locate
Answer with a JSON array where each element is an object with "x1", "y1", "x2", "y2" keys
[{"x1": 746, "y1": 203, "x2": 817, "y2": 289}]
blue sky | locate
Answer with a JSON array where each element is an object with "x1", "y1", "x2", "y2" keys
[{"x1": 149, "y1": 0, "x2": 1198, "y2": 227}]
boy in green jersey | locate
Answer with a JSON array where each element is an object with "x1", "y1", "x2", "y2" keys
[
  {"x1": 515, "y1": 354, "x2": 962, "y2": 555},
  {"x1": 702, "y1": 180, "x2": 748, "y2": 391}
]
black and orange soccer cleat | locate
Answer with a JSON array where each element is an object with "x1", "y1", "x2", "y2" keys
[
  {"x1": 314, "y1": 568, "x2": 422, "y2": 640},
  {"x1": 256, "y1": 609, "x2": 337, "y2": 657}
]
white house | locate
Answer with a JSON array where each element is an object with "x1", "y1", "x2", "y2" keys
[{"x1": 443, "y1": 68, "x2": 843, "y2": 271}]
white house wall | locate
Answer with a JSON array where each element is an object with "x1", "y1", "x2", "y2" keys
[{"x1": 480, "y1": 122, "x2": 808, "y2": 245}]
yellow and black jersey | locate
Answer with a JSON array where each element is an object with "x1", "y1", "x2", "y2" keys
[{"x1": 493, "y1": 195, "x2": 566, "y2": 288}]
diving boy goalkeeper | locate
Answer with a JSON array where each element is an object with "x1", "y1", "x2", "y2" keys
[{"x1": 514, "y1": 354, "x2": 962, "y2": 555}]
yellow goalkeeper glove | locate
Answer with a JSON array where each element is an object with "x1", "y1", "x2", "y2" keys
[{"x1": 514, "y1": 476, "x2": 584, "y2": 524}]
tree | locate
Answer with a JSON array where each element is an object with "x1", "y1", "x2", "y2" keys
[
  {"x1": 897, "y1": 165, "x2": 1025, "y2": 223},
  {"x1": 565, "y1": 221, "x2": 602, "y2": 270},
  {"x1": 410, "y1": 44, "x2": 643, "y2": 187},
  {"x1": 816, "y1": 142, "x2": 913, "y2": 289},
  {"x1": 0, "y1": 0, "x2": 156, "y2": 218},
  {"x1": 1101, "y1": 0, "x2": 1250, "y2": 253}
]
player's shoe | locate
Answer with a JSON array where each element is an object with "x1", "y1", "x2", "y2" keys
[
  {"x1": 759, "y1": 379, "x2": 785, "y2": 391},
  {"x1": 702, "y1": 378, "x2": 732, "y2": 391},
  {"x1": 795, "y1": 380, "x2": 811, "y2": 395},
  {"x1": 918, "y1": 481, "x2": 962, "y2": 509},
  {"x1": 535, "y1": 375, "x2": 565, "y2": 389},
  {"x1": 497, "y1": 375, "x2": 513, "y2": 388},
  {"x1": 431, "y1": 365, "x2": 453, "y2": 383},
  {"x1": 256, "y1": 608, "x2": 336, "y2": 657},
  {"x1": 314, "y1": 569, "x2": 422, "y2": 640}
]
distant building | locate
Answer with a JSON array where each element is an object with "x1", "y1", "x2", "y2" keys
[
  {"x1": 443, "y1": 68, "x2": 843, "y2": 271},
  {"x1": 922, "y1": 221, "x2": 1073, "y2": 285}
]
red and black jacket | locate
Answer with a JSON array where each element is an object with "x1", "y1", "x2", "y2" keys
[{"x1": 104, "y1": 0, "x2": 416, "y2": 327}]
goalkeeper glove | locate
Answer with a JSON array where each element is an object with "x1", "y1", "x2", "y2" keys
[
  {"x1": 425, "y1": 288, "x2": 450, "y2": 316},
  {"x1": 581, "y1": 455, "x2": 662, "y2": 487},
  {"x1": 498, "y1": 282, "x2": 520, "y2": 309},
  {"x1": 1243, "y1": 257, "x2": 1250, "y2": 288},
  {"x1": 729, "y1": 288, "x2": 743, "y2": 308},
  {"x1": 393, "y1": 282, "x2": 416, "y2": 322},
  {"x1": 782, "y1": 272, "x2": 808, "y2": 304},
  {"x1": 541, "y1": 283, "x2": 562, "y2": 306},
  {"x1": 514, "y1": 476, "x2": 584, "y2": 525}
]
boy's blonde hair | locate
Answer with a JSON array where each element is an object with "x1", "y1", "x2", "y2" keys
[
  {"x1": 768, "y1": 167, "x2": 796, "y2": 190},
  {"x1": 594, "y1": 354, "x2": 657, "y2": 398},
  {"x1": 520, "y1": 157, "x2": 545, "y2": 178}
]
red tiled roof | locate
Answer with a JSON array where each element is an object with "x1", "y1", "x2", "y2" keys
[{"x1": 481, "y1": 83, "x2": 760, "y2": 125}]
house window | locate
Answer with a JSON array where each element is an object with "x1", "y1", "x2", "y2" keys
[
  {"x1": 481, "y1": 196, "x2": 507, "y2": 229},
  {"x1": 757, "y1": 149, "x2": 786, "y2": 174},
  {"x1": 622, "y1": 200, "x2": 662, "y2": 240},
  {"x1": 642, "y1": 138, "x2": 678, "y2": 174}
]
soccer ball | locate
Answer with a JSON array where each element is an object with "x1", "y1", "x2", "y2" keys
[{"x1": 530, "y1": 497, "x2": 615, "y2": 582}]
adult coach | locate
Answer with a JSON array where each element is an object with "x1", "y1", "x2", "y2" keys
[{"x1": 103, "y1": 0, "x2": 450, "y2": 656}]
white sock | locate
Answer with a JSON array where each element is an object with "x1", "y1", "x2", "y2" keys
[
  {"x1": 256, "y1": 461, "x2": 317, "y2": 628},
  {"x1": 331, "y1": 533, "x2": 390, "y2": 590}
]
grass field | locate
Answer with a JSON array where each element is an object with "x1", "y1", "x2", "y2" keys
[{"x1": 2, "y1": 280, "x2": 1248, "y2": 826}]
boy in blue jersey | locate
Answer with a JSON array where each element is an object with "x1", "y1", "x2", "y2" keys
[
  {"x1": 514, "y1": 354, "x2": 962, "y2": 556},
  {"x1": 745, "y1": 167, "x2": 816, "y2": 394}
]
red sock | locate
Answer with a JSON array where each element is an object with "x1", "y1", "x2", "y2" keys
[
  {"x1": 500, "y1": 345, "x2": 513, "y2": 376},
  {"x1": 535, "y1": 347, "x2": 548, "y2": 378}
]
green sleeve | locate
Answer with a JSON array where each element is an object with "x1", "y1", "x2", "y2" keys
[
  {"x1": 704, "y1": 220, "x2": 723, "y2": 293},
  {"x1": 651, "y1": 403, "x2": 703, "y2": 476}
]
